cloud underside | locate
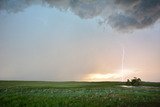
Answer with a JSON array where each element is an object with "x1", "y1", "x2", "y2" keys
[{"x1": 0, "y1": 0, "x2": 160, "y2": 31}]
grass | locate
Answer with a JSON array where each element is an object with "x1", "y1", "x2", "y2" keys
[{"x1": 0, "y1": 81, "x2": 160, "y2": 107}]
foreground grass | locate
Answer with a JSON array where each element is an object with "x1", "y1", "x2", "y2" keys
[{"x1": 0, "y1": 81, "x2": 160, "y2": 107}]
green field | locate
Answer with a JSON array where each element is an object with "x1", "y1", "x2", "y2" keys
[{"x1": 0, "y1": 81, "x2": 160, "y2": 107}]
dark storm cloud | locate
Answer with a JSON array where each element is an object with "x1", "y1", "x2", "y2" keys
[
  {"x1": 109, "y1": 0, "x2": 160, "y2": 30},
  {"x1": 0, "y1": 0, "x2": 159, "y2": 31}
]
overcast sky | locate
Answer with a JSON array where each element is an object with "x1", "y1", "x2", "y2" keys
[{"x1": 0, "y1": 0, "x2": 160, "y2": 82}]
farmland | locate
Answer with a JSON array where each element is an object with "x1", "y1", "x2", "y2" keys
[{"x1": 0, "y1": 81, "x2": 160, "y2": 107}]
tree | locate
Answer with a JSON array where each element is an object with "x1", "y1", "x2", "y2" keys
[
  {"x1": 126, "y1": 77, "x2": 142, "y2": 86},
  {"x1": 131, "y1": 77, "x2": 141, "y2": 86},
  {"x1": 126, "y1": 79, "x2": 131, "y2": 85}
]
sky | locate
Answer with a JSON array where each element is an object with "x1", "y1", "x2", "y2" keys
[{"x1": 0, "y1": 0, "x2": 160, "y2": 82}]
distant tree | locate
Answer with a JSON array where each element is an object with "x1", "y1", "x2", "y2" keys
[
  {"x1": 131, "y1": 77, "x2": 141, "y2": 86},
  {"x1": 126, "y1": 77, "x2": 142, "y2": 86},
  {"x1": 137, "y1": 78, "x2": 141, "y2": 85},
  {"x1": 126, "y1": 79, "x2": 131, "y2": 85}
]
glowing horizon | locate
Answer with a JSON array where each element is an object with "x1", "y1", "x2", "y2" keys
[{"x1": 83, "y1": 68, "x2": 138, "y2": 81}]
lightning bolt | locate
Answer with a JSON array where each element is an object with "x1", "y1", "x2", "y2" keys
[{"x1": 121, "y1": 47, "x2": 125, "y2": 82}]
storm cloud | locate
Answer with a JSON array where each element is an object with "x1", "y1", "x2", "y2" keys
[{"x1": 0, "y1": 0, "x2": 160, "y2": 31}]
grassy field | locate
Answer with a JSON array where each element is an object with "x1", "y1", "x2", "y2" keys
[{"x1": 0, "y1": 81, "x2": 160, "y2": 107}]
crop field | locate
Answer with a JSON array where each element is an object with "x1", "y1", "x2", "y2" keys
[{"x1": 0, "y1": 81, "x2": 160, "y2": 107}]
